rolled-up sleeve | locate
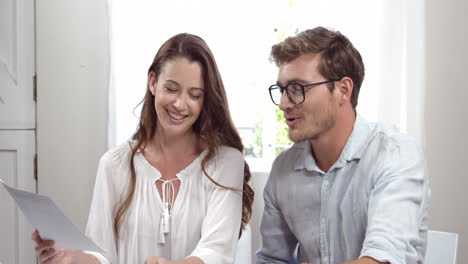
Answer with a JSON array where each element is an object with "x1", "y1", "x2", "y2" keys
[
  {"x1": 189, "y1": 148, "x2": 244, "y2": 264},
  {"x1": 360, "y1": 139, "x2": 431, "y2": 264},
  {"x1": 256, "y1": 161, "x2": 298, "y2": 264}
]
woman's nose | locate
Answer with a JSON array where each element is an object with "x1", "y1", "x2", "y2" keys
[{"x1": 172, "y1": 95, "x2": 187, "y2": 111}]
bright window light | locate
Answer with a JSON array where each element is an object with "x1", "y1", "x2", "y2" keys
[{"x1": 109, "y1": 0, "x2": 416, "y2": 172}]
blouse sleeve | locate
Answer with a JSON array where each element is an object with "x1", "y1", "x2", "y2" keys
[
  {"x1": 189, "y1": 147, "x2": 245, "y2": 264},
  {"x1": 85, "y1": 153, "x2": 121, "y2": 263}
]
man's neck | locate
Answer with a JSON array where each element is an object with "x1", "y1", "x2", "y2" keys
[{"x1": 310, "y1": 110, "x2": 356, "y2": 172}]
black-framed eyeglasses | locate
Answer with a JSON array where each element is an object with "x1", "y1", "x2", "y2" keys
[{"x1": 268, "y1": 79, "x2": 338, "y2": 105}]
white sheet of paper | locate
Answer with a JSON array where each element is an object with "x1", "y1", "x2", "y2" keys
[{"x1": 0, "y1": 178, "x2": 104, "y2": 254}]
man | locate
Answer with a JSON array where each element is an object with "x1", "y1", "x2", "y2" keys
[{"x1": 256, "y1": 27, "x2": 430, "y2": 264}]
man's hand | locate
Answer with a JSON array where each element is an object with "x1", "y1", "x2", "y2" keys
[
  {"x1": 342, "y1": 257, "x2": 390, "y2": 264},
  {"x1": 145, "y1": 256, "x2": 205, "y2": 264},
  {"x1": 145, "y1": 256, "x2": 170, "y2": 264}
]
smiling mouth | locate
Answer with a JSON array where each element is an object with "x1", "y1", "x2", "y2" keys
[{"x1": 167, "y1": 109, "x2": 187, "y2": 120}]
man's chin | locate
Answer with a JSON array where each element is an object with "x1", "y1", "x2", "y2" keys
[
  {"x1": 288, "y1": 130, "x2": 319, "y2": 143},
  {"x1": 288, "y1": 131, "x2": 305, "y2": 143}
]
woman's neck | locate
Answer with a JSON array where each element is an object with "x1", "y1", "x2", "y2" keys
[
  {"x1": 141, "y1": 128, "x2": 202, "y2": 181},
  {"x1": 148, "y1": 127, "x2": 201, "y2": 159}
]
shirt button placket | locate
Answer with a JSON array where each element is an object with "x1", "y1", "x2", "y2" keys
[{"x1": 320, "y1": 174, "x2": 330, "y2": 264}]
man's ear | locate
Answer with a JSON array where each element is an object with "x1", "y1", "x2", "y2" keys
[{"x1": 337, "y1": 77, "x2": 353, "y2": 105}]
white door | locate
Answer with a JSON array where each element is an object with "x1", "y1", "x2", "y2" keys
[
  {"x1": 0, "y1": 131, "x2": 36, "y2": 264},
  {"x1": 0, "y1": 0, "x2": 37, "y2": 263},
  {"x1": 0, "y1": 0, "x2": 35, "y2": 129}
]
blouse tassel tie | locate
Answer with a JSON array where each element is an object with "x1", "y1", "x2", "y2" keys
[{"x1": 157, "y1": 178, "x2": 178, "y2": 244}]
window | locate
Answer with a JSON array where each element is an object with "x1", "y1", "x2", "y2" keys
[{"x1": 108, "y1": 0, "x2": 425, "y2": 172}]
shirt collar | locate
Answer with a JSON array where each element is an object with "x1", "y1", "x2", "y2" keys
[
  {"x1": 294, "y1": 114, "x2": 372, "y2": 172},
  {"x1": 293, "y1": 141, "x2": 318, "y2": 172},
  {"x1": 135, "y1": 143, "x2": 208, "y2": 180},
  {"x1": 334, "y1": 114, "x2": 371, "y2": 167}
]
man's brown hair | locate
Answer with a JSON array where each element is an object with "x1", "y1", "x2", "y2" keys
[{"x1": 271, "y1": 27, "x2": 365, "y2": 109}]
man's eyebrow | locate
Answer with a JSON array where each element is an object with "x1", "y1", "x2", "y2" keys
[
  {"x1": 289, "y1": 79, "x2": 309, "y2": 84},
  {"x1": 276, "y1": 79, "x2": 308, "y2": 86}
]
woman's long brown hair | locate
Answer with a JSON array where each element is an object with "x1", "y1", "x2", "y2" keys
[{"x1": 113, "y1": 33, "x2": 254, "y2": 239}]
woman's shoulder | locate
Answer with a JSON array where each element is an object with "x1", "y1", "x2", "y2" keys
[
  {"x1": 202, "y1": 145, "x2": 244, "y2": 187},
  {"x1": 214, "y1": 145, "x2": 244, "y2": 162},
  {"x1": 96, "y1": 142, "x2": 134, "y2": 188},
  {"x1": 206, "y1": 145, "x2": 245, "y2": 174},
  {"x1": 99, "y1": 141, "x2": 134, "y2": 169}
]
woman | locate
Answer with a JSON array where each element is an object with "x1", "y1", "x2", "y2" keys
[{"x1": 33, "y1": 33, "x2": 254, "y2": 264}]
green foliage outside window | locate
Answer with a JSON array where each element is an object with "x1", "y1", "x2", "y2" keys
[
  {"x1": 243, "y1": 0, "x2": 295, "y2": 158},
  {"x1": 275, "y1": 107, "x2": 291, "y2": 155}
]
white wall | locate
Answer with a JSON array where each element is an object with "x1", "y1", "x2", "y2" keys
[
  {"x1": 36, "y1": 0, "x2": 109, "y2": 230},
  {"x1": 425, "y1": 0, "x2": 468, "y2": 262}
]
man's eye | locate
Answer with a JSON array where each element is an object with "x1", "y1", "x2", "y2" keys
[
  {"x1": 291, "y1": 84, "x2": 302, "y2": 90},
  {"x1": 288, "y1": 84, "x2": 302, "y2": 94}
]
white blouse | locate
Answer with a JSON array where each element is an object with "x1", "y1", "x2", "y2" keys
[{"x1": 85, "y1": 143, "x2": 244, "y2": 264}]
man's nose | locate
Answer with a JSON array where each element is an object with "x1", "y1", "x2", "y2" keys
[{"x1": 278, "y1": 91, "x2": 294, "y2": 112}]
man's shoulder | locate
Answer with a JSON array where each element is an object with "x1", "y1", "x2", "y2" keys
[
  {"x1": 275, "y1": 141, "x2": 306, "y2": 163},
  {"x1": 268, "y1": 142, "x2": 306, "y2": 180},
  {"x1": 361, "y1": 122, "x2": 425, "y2": 170},
  {"x1": 367, "y1": 122, "x2": 421, "y2": 153}
]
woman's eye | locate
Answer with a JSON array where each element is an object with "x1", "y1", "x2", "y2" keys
[
  {"x1": 190, "y1": 93, "x2": 203, "y2": 99},
  {"x1": 165, "y1": 87, "x2": 177, "y2": 92}
]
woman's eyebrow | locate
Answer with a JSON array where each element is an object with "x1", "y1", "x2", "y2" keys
[{"x1": 165, "y1": 79, "x2": 180, "y2": 87}]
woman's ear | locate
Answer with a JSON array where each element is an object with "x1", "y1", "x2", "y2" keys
[
  {"x1": 338, "y1": 77, "x2": 353, "y2": 105},
  {"x1": 148, "y1": 72, "x2": 156, "y2": 96}
]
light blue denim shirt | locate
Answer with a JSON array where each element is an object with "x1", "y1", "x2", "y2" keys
[{"x1": 256, "y1": 115, "x2": 431, "y2": 264}]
